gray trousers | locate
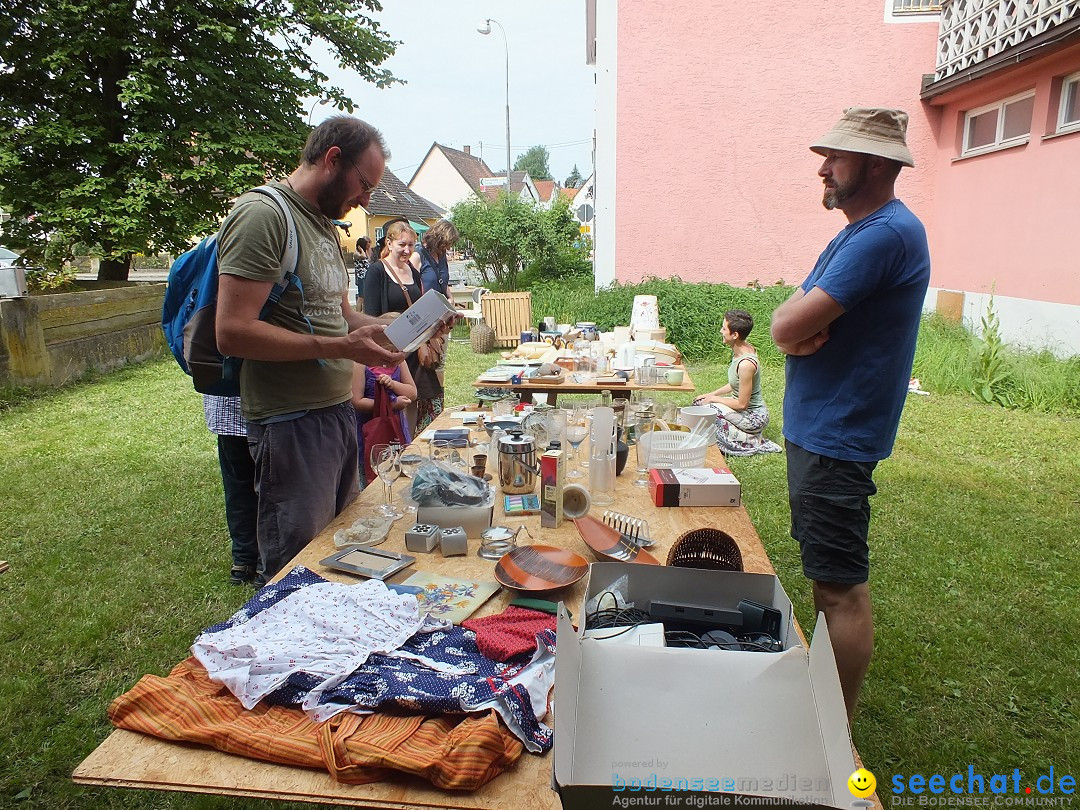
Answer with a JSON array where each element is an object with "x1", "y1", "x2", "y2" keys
[{"x1": 247, "y1": 402, "x2": 359, "y2": 582}]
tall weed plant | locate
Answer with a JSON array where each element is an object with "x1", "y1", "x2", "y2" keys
[
  {"x1": 912, "y1": 314, "x2": 1079, "y2": 416},
  {"x1": 972, "y1": 292, "x2": 1014, "y2": 407}
]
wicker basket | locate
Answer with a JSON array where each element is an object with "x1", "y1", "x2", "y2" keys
[
  {"x1": 638, "y1": 430, "x2": 710, "y2": 468},
  {"x1": 666, "y1": 528, "x2": 743, "y2": 572},
  {"x1": 470, "y1": 321, "x2": 495, "y2": 354}
]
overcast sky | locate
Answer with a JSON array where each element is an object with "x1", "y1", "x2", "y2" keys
[{"x1": 311, "y1": 0, "x2": 596, "y2": 187}]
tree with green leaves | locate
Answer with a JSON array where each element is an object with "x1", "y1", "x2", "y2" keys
[
  {"x1": 564, "y1": 164, "x2": 583, "y2": 189},
  {"x1": 0, "y1": 0, "x2": 398, "y2": 281},
  {"x1": 450, "y1": 193, "x2": 590, "y2": 289},
  {"x1": 513, "y1": 145, "x2": 552, "y2": 181}
]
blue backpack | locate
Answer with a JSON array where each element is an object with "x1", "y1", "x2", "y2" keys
[{"x1": 162, "y1": 185, "x2": 301, "y2": 396}]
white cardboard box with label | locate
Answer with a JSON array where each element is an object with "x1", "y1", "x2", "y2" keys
[
  {"x1": 649, "y1": 466, "x2": 742, "y2": 507},
  {"x1": 553, "y1": 562, "x2": 856, "y2": 810}
]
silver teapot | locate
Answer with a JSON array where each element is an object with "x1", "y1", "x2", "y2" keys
[{"x1": 497, "y1": 429, "x2": 538, "y2": 494}]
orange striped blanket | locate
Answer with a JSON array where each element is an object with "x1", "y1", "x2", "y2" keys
[{"x1": 109, "y1": 656, "x2": 524, "y2": 791}]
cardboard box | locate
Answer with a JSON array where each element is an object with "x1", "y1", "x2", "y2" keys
[
  {"x1": 649, "y1": 467, "x2": 741, "y2": 507},
  {"x1": 553, "y1": 562, "x2": 855, "y2": 809},
  {"x1": 540, "y1": 447, "x2": 565, "y2": 528},
  {"x1": 416, "y1": 488, "x2": 495, "y2": 538},
  {"x1": 384, "y1": 289, "x2": 457, "y2": 354}
]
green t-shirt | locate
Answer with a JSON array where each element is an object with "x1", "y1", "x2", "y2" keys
[{"x1": 217, "y1": 182, "x2": 353, "y2": 421}]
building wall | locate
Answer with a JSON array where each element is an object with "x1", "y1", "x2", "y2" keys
[
  {"x1": 924, "y1": 41, "x2": 1080, "y2": 319},
  {"x1": 606, "y1": 0, "x2": 939, "y2": 288},
  {"x1": 593, "y1": 0, "x2": 617, "y2": 288},
  {"x1": 408, "y1": 152, "x2": 476, "y2": 213}
]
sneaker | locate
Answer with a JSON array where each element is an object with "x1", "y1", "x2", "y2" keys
[{"x1": 229, "y1": 565, "x2": 256, "y2": 586}]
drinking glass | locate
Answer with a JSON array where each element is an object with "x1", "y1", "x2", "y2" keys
[
  {"x1": 397, "y1": 451, "x2": 424, "y2": 513},
  {"x1": 370, "y1": 443, "x2": 403, "y2": 519},
  {"x1": 547, "y1": 408, "x2": 567, "y2": 448},
  {"x1": 492, "y1": 398, "x2": 514, "y2": 418},
  {"x1": 565, "y1": 422, "x2": 589, "y2": 480},
  {"x1": 429, "y1": 439, "x2": 451, "y2": 464},
  {"x1": 631, "y1": 409, "x2": 652, "y2": 488}
]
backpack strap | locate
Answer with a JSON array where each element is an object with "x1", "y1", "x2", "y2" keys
[
  {"x1": 250, "y1": 185, "x2": 301, "y2": 318},
  {"x1": 220, "y1": 184, "x2": 323, "y2": 387}
]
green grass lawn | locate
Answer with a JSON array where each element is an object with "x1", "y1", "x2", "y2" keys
[{"x1": 1, "y1": 344, "x2": 1077, "y2": 808}]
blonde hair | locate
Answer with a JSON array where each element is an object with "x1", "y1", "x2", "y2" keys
[{"x1": 379, "y1": 220, "x2": 417, "y2": 259}]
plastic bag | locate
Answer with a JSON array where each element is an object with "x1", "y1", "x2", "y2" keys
[{"x1": 410, "y1": 458, "x2": 494, "y2": 507}]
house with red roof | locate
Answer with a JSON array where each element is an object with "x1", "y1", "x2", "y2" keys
[
  {"x1": 340, "y1": 167, "x2": 442, "y2": 255},
  {"x1": 533, "y1": 179, "x2": 560, "y2": 209},
  {"x1": 409, "y1": 143, "x2": 540, "y2": 212}
]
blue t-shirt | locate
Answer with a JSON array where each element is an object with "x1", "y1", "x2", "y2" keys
[
  {"x1": 782, "y1": 199, "x2": 930, "y2": 462},
  {"x1": 416, "y1": 245, "x2": 449, "y2": 296}
]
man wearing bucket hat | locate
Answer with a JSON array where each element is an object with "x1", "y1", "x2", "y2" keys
[{"x1": 770, "y1": 107, "x2": 931, "y2": 723}]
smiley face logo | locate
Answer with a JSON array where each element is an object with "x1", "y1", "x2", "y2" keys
[{"x1": 848, "y1": 768, "x2": 877, "y2": 798}]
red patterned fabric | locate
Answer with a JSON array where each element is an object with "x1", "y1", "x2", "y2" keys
[{"x1": 462, "y1": 607, "x2": 557, "y2": 662}]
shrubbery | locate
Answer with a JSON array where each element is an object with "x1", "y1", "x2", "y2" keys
[
  {"x1": 528, "y1": 276, "x2": 790, "y2": 363},
  {"x1": 524, "y1": 275, "x2": 1080, "y2": 415}
]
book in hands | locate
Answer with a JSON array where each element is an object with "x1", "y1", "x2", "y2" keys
[{"x1": 384, "y1": 289, "x2": 458, "y2": 354}]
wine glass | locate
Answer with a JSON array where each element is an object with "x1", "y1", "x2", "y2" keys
[
  {"x1": 370, "y1": 443, "x2": 403, "y2": 519},
  {"x1": 565, "y1": 421, "x2": 589, "y2": 480},
  {"x1": 397, "y1": 451, "x2": 424, "y2": 514}
]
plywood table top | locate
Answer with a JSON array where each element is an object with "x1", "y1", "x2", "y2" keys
[{"x1": 73, "y1": 409, "x2": 801, "y2": 809}]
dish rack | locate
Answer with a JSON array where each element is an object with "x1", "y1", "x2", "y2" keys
[{"x1": 638, "y1": 429, "x2": 714, "y2": 468}]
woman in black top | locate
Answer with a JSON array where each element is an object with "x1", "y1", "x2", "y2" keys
[
  {"x1": 363, "y1": 221, "x2": 421, "y2": 317},
  {"x1": 363, "y1": 221, "x2": 445, "y2": 433}
]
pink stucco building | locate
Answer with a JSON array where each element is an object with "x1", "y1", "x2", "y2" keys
[{"x1": 587, "y1": 0, "x2": 1080, "y2": 354}]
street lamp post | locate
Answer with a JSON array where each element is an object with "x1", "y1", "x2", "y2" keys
[
  {"x1": 307, "y1": 97, "x2": 329, "y2": 126},
  {"x1": 476, "y1": 19, "x2": 511, "y2": 191}
]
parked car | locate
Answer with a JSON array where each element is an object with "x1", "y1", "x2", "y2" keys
[{"x1": 0, "y1": 247, "x2": 19, "y2": 268}]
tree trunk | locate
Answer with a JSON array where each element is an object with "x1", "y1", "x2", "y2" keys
[{"x1": 97, "y1": 255, "x2": 132, "y2": 281}]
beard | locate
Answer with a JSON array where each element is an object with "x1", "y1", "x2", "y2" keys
[
  {"x1": 316, "y1": 165, "x2": 352, "y2": 219},
  {"x1": 822, "y1": 160, "x2": 870, "y2": 210}
]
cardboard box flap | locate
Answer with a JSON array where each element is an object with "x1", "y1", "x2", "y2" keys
[
  {"x1": 808, "y1": 612, "x2": 857, "y2": 805},
  {"x1": 552, "y1": 604, "x2": 581, "y2": 789},
  {"x1": 564, "y1": 641, "x2": 836, "y2": 803}
]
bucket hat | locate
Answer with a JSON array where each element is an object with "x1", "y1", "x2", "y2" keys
[{"x1": 810, "y1": 107, "x2": 914, "y2": 168}]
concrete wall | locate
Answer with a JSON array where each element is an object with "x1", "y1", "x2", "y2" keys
[{"x1": 0, "y1": 283, "x2": 165, "y2": 387}]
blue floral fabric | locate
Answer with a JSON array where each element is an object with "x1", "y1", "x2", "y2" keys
[{"x1": 201, "y1": 566, "x2": 555, "y2": 753}]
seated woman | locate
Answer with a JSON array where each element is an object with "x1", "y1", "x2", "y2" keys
[
  {"x1": 693, "y1": 309, "x2": 781, "y2": 457},
  {"x1": 352, "y1": 344, "x2": 418, "y2": 485}
]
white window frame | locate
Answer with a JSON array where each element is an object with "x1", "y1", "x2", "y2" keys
[
  {"x1": 1057, "y1": 71, "x2": 1080, "y2": 135},
  {"x1": 884, "y1": 0, "x2": 940, "y2": 23},
  {"x1": 961, "y1": 90, "x2": 1036, "y2": 157}
]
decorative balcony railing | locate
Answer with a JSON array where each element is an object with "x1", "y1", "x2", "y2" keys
[{"x1": 936, "y1": 0, "x2": 1080, "y2": 79}]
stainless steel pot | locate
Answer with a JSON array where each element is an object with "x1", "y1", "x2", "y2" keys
[{"x1": 498, "y1": 429, "x2": 538, "y2": 494}]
